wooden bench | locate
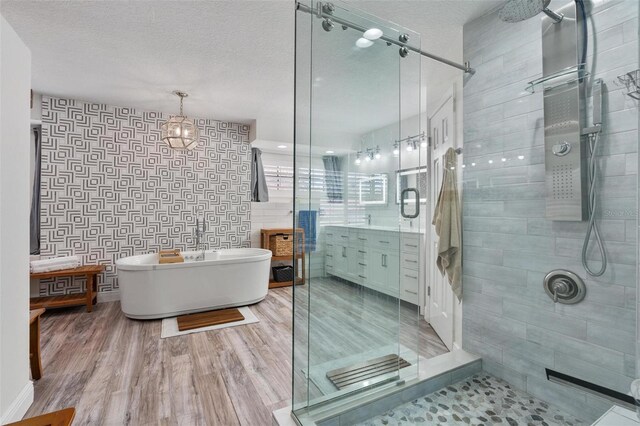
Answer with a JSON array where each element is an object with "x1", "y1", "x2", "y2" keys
[
  {"x1": 6, "y1": 407, "x2": 75, "y2": 426},
  {"x1": 29, "y1": 308, "x2": 45, "y2": 380},
  {"x1": 30, "y1": 265, "x2": 105, "y2": 312}
]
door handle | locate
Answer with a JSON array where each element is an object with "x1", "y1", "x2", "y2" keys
[{"x1": 401, "y1": 188, "x2": 420, "y2": 219}]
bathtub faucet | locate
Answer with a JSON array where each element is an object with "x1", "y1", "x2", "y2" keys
[{"x1": 194, "y1": 217, "x2": 207, "y2": 261}]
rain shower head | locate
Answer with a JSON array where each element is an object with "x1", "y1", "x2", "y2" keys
[{"x1": 499, "y1": 0, "x2": 563, "y2": 23}]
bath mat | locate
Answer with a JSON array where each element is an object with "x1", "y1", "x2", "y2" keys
[
  {"x1": 305, "y1": 343, "x2": 419, "y2": 396},
  {"x1": 161, "y1": 306, "x2": 258, "y2": 338},
  {"x1": 177, "y1": 307, "x2": 245, "y2": 331},
  {"x1": 326, "y1": 354, "x2": 411, "y2": 390}
]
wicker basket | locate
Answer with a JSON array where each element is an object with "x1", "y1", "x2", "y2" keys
[
  {"x1": 269, "y1": 234, "x2": 293, "y2": 257},
  {"x1": 272, "y1": 265, "x2": 294, "y2": 282}
]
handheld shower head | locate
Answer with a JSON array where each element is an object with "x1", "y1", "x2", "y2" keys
[{"x1": 499, "y1": 0, "x2": 563, "y2": 23}]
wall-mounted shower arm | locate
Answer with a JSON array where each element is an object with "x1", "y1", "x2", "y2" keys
[
  {"x1": 296, "y1": 2, "x2": 476, "y2": 75},
  {"x1": 542, "y1": 7, "x2": 564, "y2": 23}
]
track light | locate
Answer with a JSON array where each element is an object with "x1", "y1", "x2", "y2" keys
[
  {"x1": 363, "y1": 28, "x2": 383, "y2": 40},
  {"x1": 356, "y1": 38, "x2": 374, "y2": 48}
]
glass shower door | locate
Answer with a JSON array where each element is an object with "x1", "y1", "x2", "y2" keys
[{"x1": 293, "y1": 1, "x2": 422, "y2": 421}]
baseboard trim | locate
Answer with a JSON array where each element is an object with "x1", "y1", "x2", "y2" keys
[
  {"x1": 97, "y1": 290, "x2": 120, "y2": 303},
  {"x1": 1, "y1": 381, "x2": 34, "y2": 424}
]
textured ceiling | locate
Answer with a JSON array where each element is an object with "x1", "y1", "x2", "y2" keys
[{"x1": 1, "y1": 0, "x2": 503, "y2": 138}]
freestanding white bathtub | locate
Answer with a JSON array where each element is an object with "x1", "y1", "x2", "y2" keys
[{"x1": 116, "y1": 248, "x2": 272, "y2": 319}]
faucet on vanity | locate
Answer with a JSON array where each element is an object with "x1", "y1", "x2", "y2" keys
[{"x1": 193, "y1": 217, "x2": 207, "y2": 261}]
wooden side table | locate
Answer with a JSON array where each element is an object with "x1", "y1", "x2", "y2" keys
[
  {"x1": 30, "y1": 265, "x2": 105, "y2": 312},
  {"x1": 29, "y1": 308, "x2": 45, "y2": 380},
  {"x1": 260, "y1": 228, "x2": 305, "y2": 288}
]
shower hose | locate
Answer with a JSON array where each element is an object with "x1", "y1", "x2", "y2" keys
[{"x1": 582, "y1": 131, "x2": 607, "y2": 276}]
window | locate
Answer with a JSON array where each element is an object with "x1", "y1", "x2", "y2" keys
[
  {"x1": 262, "y1": 159, "x2": 365, "y2": 225},
  {"x1": 264, "y1": 164, "x2": 294, "y2": 194}
]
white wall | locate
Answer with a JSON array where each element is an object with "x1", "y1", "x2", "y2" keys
[{"x1": 0, "y1": 14, "x2": 33, "y2": 422}]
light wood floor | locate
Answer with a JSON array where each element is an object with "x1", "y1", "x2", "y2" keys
[{"x1": 27, "y1": 281, "x2": 448, "y2": 425}]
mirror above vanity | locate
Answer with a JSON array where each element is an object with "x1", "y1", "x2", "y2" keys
[{"x1": 358, "y1": 173, "x2": 388, "y2": 205}]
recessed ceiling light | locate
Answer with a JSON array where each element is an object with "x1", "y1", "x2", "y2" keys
[
  {"x1": 356, "y1": 38, "x2": 374, "y2": 48},
  {"x1": 363, "y1": 28, "x2": 383, "y2": 40},
  {"x1": 325, "y1": 150, "x2": 334, "y2": 154},
  {"x1": 277, "y1": 145, "x2": 287, "y2": 149},
  {"x1": 518, "y1": 155, "x2": 525, "y2": 160}
]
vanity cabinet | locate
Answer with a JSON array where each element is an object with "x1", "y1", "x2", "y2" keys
[{"x1": 323, "y1": 226, "x2": 423, "y2": 305}]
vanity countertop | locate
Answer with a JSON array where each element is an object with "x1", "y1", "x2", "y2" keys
[{"x1": 322, "y1": 224, "x2": 425, "y2": 234}]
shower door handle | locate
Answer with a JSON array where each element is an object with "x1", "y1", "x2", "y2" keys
[{"x1": 401, "y1": 188, "x2": 420, "y2": 219}]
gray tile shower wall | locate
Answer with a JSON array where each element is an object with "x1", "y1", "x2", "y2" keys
[
  {"x1": 462, "y1": 0, "x2": 638, "y2": 422},
  {"x1": 39, "y1": 96, "x2": 251, "y2": 295}
]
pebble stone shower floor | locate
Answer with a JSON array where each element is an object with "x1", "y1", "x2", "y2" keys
[{"x1": 357, "y1": 373, "x2": 585, "y2": 426}]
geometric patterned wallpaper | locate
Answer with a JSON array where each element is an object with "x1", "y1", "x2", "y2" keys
[{"x1": 39, "y1": 96, "x2": 251, "y2": 295}]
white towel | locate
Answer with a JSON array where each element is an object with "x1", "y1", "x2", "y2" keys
[{"x1": 30, "y1": 256, "x2": 80, "y2": 273}]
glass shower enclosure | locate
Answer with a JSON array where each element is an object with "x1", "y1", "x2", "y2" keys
[{"x1": 293, "y1": 1, "x2": 424, "y2": 422}]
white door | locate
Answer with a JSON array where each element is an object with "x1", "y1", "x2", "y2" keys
[{"x1": 428, "y1": 91, "x2": 457, "y2": 350}]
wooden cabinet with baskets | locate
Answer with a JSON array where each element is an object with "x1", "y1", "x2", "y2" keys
[{"x1": 260, "y1": 228, "x2": 305, "y2": 288}]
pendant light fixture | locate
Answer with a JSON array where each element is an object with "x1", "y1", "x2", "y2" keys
[{"x1": 160, "y1": 91, "x2": 199, "y2": 151}]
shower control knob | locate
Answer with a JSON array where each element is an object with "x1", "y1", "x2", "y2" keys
[{"x1": 552, "y1": 141, "x2": 571, "y2": 156}]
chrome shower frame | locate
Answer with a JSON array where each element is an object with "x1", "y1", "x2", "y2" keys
[{"x1": 295, "y1": 1, "x2": 476, "y2": 74}]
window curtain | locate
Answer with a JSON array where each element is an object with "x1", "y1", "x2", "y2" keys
[
  {"x1": 251, "y1": 147, "x2": 269, "y2": 202},
  {"x1": 30, "y1": 127, "x2": 41, "y2": 255},
  {"x1": 322, "y1": 155, "x2": 342, "y2": 202}
]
